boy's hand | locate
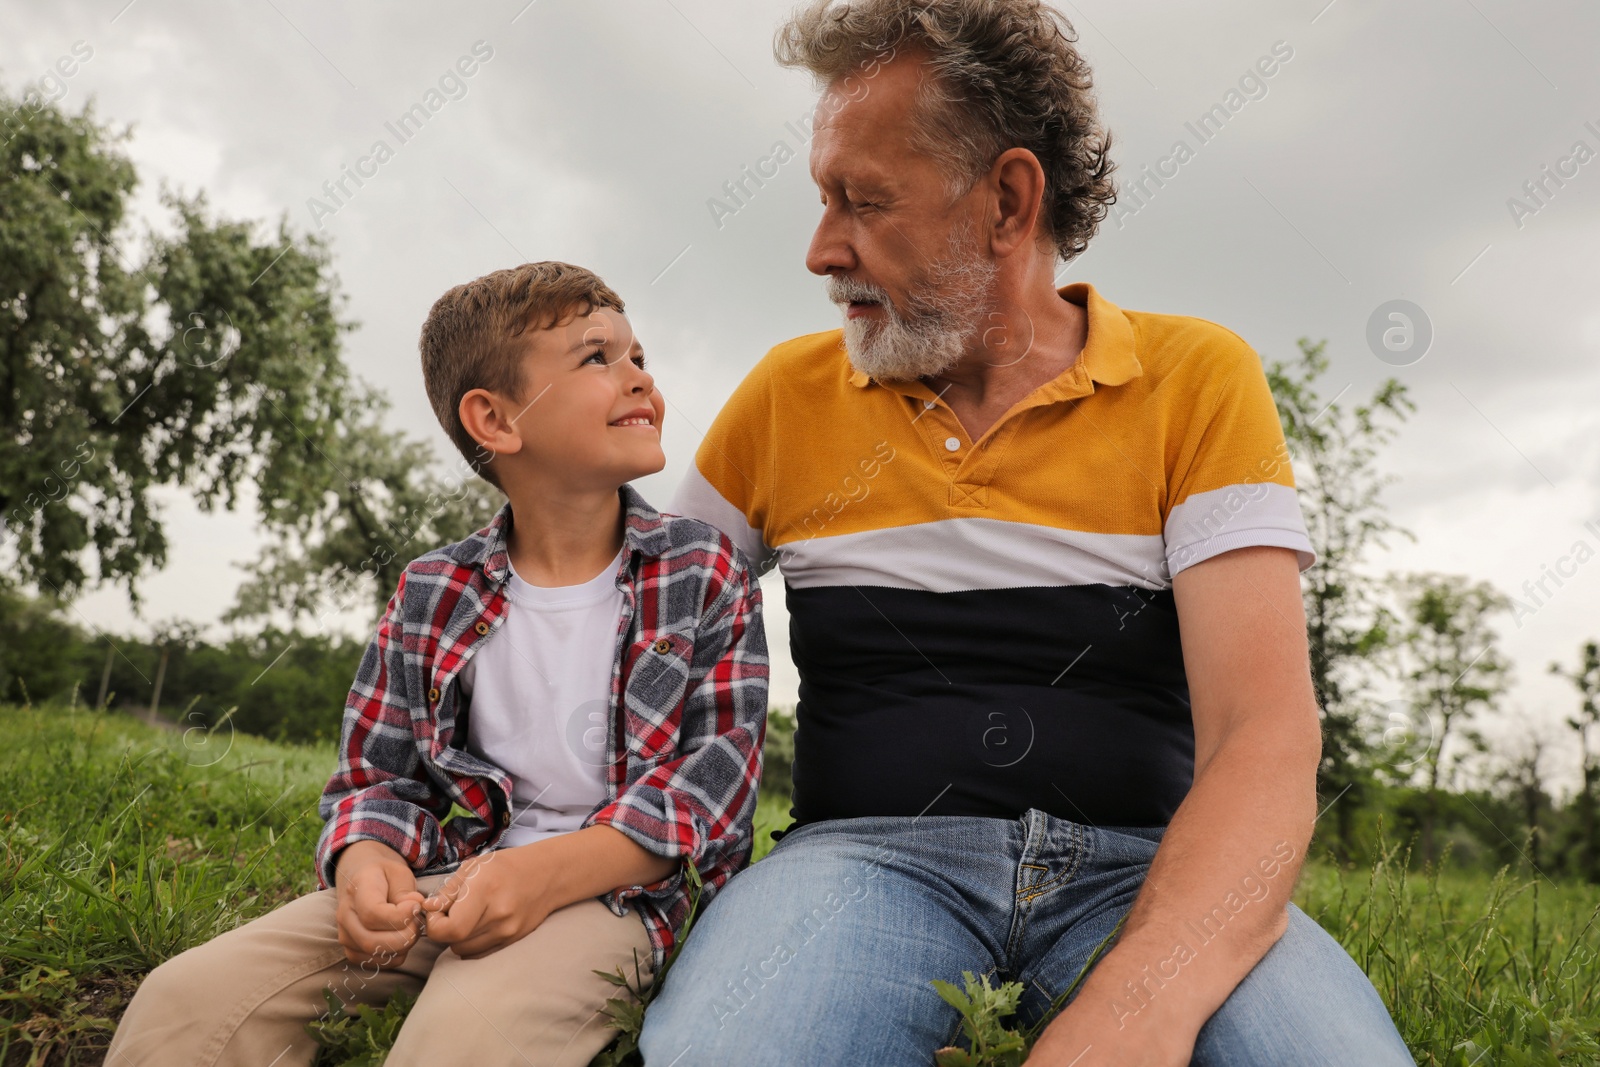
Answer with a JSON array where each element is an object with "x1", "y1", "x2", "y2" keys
[
  {"x1": 421, "y1": 826, "x2": 677, "y2": 959},
  {"x1": 420, "y1": 846, "x2": 555, "y2": 959},
  {"x1": 333, "y1": 840, "x2": 427, "y2": 968}
]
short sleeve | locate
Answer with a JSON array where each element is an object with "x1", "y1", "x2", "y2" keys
[
  {"x1": 669, "y1": 359, "x2": 779, "y2": 575},
  {"x1": 1161, "y1": 338, "x2": 1316, "y2": 578}
]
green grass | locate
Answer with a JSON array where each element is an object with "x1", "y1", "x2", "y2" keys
[
  {"x1": 1301, "y1": 857, "x2": 1600, "y2": 1063},
  {"x1": 0, "y1": 701, "x2": 327, "y2": 1066},
  {"x1": 2, "y1": 701, "x2": 1598, "y2": 1065}
]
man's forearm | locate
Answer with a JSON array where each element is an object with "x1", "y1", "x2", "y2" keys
[{"x1": 1055, "y1": 719, "x2": 1317, "y2": 1041}]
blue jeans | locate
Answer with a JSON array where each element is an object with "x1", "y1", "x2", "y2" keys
[{"x1": 639, "y1": 810, "x2": 1412, "y2": 1066}]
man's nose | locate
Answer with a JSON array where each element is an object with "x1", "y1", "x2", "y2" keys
[{"x1": 805, "y1": 208, "x2": 856, "y2": 277}]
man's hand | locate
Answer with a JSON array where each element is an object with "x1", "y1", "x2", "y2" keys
[
  {"x1": 1022, "y1": 957, "x2": 1203, "y2": 1067},
  {"x1": 420, "y1": 845, "x2": 555, "y2": 959},
  {"x1": 1025, "y1": 1009, "x2": 1191, "y2": 1067},
  {"x1": 332, "y1": 840, "x2": 427, "y2": 968}
]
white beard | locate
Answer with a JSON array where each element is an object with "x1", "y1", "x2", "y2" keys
[{"x1": 828, "y1": 221, "x2": 999, "y2": 383}]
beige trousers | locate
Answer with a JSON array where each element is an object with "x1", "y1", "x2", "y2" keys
[{"x1": 106, "y1": 871, "x2": 654, "y2": 1067}]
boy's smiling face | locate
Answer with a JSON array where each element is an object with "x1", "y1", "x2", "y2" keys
[{"x1": 460, "y1": 305, "x2": 666, "y2": 492}]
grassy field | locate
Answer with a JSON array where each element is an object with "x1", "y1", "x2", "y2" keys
[{"x1": 2, "y1": 702, "x2": 1597, "y2": 1066}]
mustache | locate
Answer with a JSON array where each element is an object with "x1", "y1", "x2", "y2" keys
[{"x1": 825, "y1": 274, "x2": 892, "y2": 308}]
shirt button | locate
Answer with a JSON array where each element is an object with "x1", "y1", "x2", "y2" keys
[
  {"x1": 499, "y1": 809, "x2": 511, "y2": 828},
  {"x1": 474, "y1": 620, "x2": 490, "y2": 636},
  {"x1": 653, "y1": 638, "x2": 672, "y2": 654},
  {"x1": 944, "y1": 437, "x2": 961, "y2": 452},
  {"x1": 428, "y1": 687, "x2": 440, "y2": 703}
]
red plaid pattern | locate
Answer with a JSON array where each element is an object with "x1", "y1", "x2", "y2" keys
[{"x1": 314, "y1": 484, "x2": 769, "y2": 968}]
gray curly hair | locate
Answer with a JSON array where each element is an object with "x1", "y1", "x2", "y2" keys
[{"x1": 775, "y1": 0, "x2": 1117, "y2": 263}]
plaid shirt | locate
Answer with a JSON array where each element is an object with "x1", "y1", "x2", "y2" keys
[{"x1": 314, "y1": 483, "x2": 769, "y2": 969}]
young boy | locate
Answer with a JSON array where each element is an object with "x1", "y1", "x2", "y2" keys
[{"x1": 108, "y1": 261, "x2": 770, "y2": 1066}]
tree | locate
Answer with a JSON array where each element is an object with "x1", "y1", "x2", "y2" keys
[
  {"x1": 1550, "y1": 640, "x2": 1600, "y2": 883},
  {"x1": 0, "y1": 586, "x2": 100, "y2": 704},
  {"x1": 1495, "y1": 724, "x2": 1552, "y2": 874},
  {"x1": 226, "y1": 392, "x2": 503, "y2": 626},
  {"x1": 1266, "y1": 338, "x2": 1414, "y2": 860},
  {"x1": 145, "y1": 618, "x2": 203, "y2": 718},
  {"x1": 1, "y1": 87, "x2": 356, "y2": 600},
  {"x1": 1, "y1": 86, "x2": 502, "y2": 635},
  {"x1": 1395, "y1": 573, "x2": 1512, "y2": 862}
]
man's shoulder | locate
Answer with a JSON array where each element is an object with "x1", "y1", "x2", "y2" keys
[
  {"x1": 702, "y1": 327, "x2": 851, "y2": 433},
  {"x1": 766, "y1": 326, "x2": 847, "y2": 363},
  {"x1": 1123, "y1": 307, "x2": 1262, "y2": 382},
  {"x1": 745, "y1": 327, "x2": 849, "y2": 386}
]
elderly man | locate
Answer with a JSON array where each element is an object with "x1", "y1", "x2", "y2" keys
[{"x1": 641, "y1": 2, "x2": 1412, "y2": 1064}]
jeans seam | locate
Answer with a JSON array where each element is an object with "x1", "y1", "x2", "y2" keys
[
  {"x1": 1018, "y1": 820, "x2": 1088, "y2": 905},
  {"x1": 1015, "y1": 862, "x2": 1050, "y2": 898},
  {"x1": 1008, "y1": 821, "x2": 1089, "y2": 990},
  {"x1": 1004, "y1": 903, "x2": 1033, "y2": 969},
  {"x1": 940, "y1": 963, "x2": 1000, "y2": 1052},
  {"x1": 1012, "y1": 823, "x2": 1092, "y2": 1021},
  {"x1": 1003, "y1": 814, "x2": 1046, "y2": 965},
  {"x1": 1016, "y1": 868, "x2": 1069, "y2": 903}
]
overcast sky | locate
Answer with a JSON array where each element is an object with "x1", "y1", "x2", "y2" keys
[{"x1": 4, "y1": 0, "x2": 1597, "y2": 790}]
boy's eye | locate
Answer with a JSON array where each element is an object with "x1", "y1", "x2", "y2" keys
[{"x1": 582, "y1": 347, "x2": 646, "y2": 369}]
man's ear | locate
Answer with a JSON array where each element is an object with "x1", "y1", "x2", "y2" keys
[
  {"x1": 987, "y1": 146, "x2": 1048, "y2": 259},
  {"x1": 458, "y1": 387, "x2": 526, "y2": 463}
]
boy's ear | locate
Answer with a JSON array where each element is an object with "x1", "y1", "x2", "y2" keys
[{"x1": 458, "y1": 388, "x2": 526, "y2": 461}]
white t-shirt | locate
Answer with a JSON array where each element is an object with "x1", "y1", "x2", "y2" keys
[{"x1": 458, "y1": 546, "x2": 625, "y2": 849}]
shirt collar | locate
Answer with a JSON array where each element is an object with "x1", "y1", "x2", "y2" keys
[
  {"x1": 473, "y1": 482, "x2": 669, "y2": 583},
  {"x1": 845, "y1": 280, "x2": 1142, "y2": 395}
]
